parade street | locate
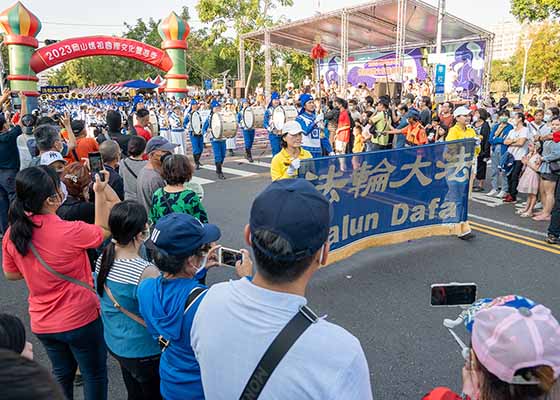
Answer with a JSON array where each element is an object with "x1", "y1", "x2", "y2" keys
[{"x1": 1, "y1": 155, "x2": 558, "y2": 400}]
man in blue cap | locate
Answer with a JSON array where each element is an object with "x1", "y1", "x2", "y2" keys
[
  {"x1": 191, "y1": 179, "x2": 373, "y2": 400},
  {"x1": 263, "y1": 91, "x2": 282, "y2": 156},
  {"x1": 296, "y1": 93, "x2": 322, "y2": 158},
  {"x1": 184, "y1": 99, "x2": 204, "y2": 169},
  {"x1": 237, "y1": 98, "x2": 255, "y2": 162},
  {"x1": 202, "y1": 99, "x2": 227, "y2": 179}
]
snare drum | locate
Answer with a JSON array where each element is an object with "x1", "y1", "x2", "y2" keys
[
  {"x1": 272, "y1": 105, "x2": 298, "y2": 132},
  {"x1": 190, "y1": 110, "x2": 210, "y2": 135},
  {"x1": 211, "y1": 111, "x2": 238, "y2": 140},
  {"x1": 242, "y1": 106, "x2": 265, "y2": 129}
]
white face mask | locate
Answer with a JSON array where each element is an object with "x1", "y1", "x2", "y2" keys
[
  {"x1": 194, "y1": 253, "x2": 209, "y2": 275},
  {"x1": 472, "y1": 116, "x2": 479, "y2": 123},
  {"x1": 544, "y1": 114, "x2": 552, "y2": 122},
  {"x1": 60, "y1": 182, "x2": 68, "y2": 204}
]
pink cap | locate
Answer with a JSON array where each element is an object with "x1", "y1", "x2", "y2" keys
[{"x1": 472, "y1": 304, "x2": 560, "y2": 384}]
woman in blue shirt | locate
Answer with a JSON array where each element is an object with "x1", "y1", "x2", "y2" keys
[{"x1": 94, "y1": 200, "x2": 162, "y2": 400}]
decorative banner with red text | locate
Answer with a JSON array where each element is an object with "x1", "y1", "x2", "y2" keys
[{"x1": 30, "y1": 36, "x2": 174, "y2": 74}]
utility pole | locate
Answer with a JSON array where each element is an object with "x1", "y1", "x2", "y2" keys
[
  {"x1": 435, "y1": 0, "x2": 445, "y2": 55},
  {"x1": 518, "y1": 38, "x2": 532, "y2": 104}
]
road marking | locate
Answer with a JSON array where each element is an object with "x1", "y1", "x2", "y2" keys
[
  {"x1": 200, "y1": 164, "x2": 256, "y2": 177},
  {"x1": 190, "y1": 176, "x2": 215, "y2": 185},
  {"x1": 471, "y1": 224, "x2": 560, "y2": 255},
  {"x1": 469, "y1": 222, "x2": 549, "y2": 246},
  {"x1": 468, "y1": 213, "x2": 547, "y2": 237},
  {"x1": 236, "y1": 159, "x2": 272, "y2": 168},
  {"x1": 471, "y1": 193, "x2": 503, "y2": 208}
]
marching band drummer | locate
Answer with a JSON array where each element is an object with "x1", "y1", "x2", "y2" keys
[
  {"x1": 202, "y1": 99, "x2": 227, "y2": 180},
  {"x1": 296, "y1": 93, "x2": 322, "y2": 158},
  {"x1": 225, "y1": 100, "x2": 238, "y2": 157},
  {"x1": 264, "y1": 91, "x2": 282, "y2": 156},
  {"x1": 184, "y1": 99, "x2": 204, "y2": 170},
  {"x1": 237, "y1": 99, "x2": 255, "y2": 163},
  {"x1": 169, "y1": 105, "x2": 186, "y2": 155}
]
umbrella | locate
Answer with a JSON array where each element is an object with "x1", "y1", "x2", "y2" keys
[{"x1": 120, "y1": 79, "x2": 158, "y2": 89}]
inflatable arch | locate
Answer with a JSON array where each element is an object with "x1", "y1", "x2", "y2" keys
[{"x1": 0, "y1": 1, "x2": 190, "y2": 110}]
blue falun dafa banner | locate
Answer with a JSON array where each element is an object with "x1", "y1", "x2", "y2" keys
[{"x1": 299, "y1": 139, "x2": 476, "y2": 263}]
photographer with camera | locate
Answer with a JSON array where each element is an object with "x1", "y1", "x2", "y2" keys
[
  {"x1": 137, "y1": 213, "x2": 252, "y2": 400},
  {"x1": 424, "y1": 296, "x2": 560, "y2": 400},
  {"x1": 191, "y1": 179, "x2": 373, "y2": 400}
]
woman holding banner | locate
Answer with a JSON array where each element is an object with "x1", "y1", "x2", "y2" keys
[{"x1": 270, "y1": 121, "x2": 312, "y2": 181}]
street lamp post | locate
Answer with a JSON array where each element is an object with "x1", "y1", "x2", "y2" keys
[{"x1": 518, "y1": 38, "x2": 532, "y2": 104}]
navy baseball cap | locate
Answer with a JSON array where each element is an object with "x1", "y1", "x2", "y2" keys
[
  {"x1": 145, "y1": 213, "x2": 221, "y2": 258},
  {"x1": 406, "y1": 108, "x2": 421, "y2": 120},
  {"x1": 250, "y1": 179, "x2": 332, "y2": 261},
  {"x1": 145, "y1": 136, "x2": 178, "y2": 154}
]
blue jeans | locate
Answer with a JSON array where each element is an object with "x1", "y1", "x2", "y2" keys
[
  {"x1": 242, "y1": 129, "x2": 255, "y2": 150},
  {"x1": 0, "y1": 168, "x2": 17, "y2": 234},
  {"x1": 393, "y1": 134, "x2": 406, "y2": 149},
  {"x1": 36, "y1": 317, "x2": 108, "y2": 400},
  {"x1": 490, "y1": 147, "x2": 508, "y2": 192},
  {"x1": 302, "y1": 146, "x2": 322, "y2": 158}
]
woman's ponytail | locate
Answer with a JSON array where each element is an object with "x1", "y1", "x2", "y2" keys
[
  {"x1": 8, "y1": 167, "x2": 59, "y2": 256},
  {"x1": 8, "y1": 198, "x2": 36, "y2": 256},
  {"x1": 96, "y1": 241, "x2": 115, "y2": 296}
]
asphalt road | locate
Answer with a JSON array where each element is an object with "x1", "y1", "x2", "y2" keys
[{"x1": 1, "y1": 156, "x2": 558, "y2": 400}]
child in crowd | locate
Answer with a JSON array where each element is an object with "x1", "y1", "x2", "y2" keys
[
  {"x1": 517, "y1": 141, "x2": 541, "y2": 217},
  {"x1": 352, "y1": 123, "x2": 365, "y2": 153}
]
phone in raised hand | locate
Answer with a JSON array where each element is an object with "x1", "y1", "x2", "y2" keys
[
  {"x1": 88, "y1": 152, "x2": 105, "y2": 182},
  {"x1": 218, "y1": 247, "x2": 243, "y2": 268},
  {"x1": 430, "y1": 283, "x2": 477, "y2": 307}
]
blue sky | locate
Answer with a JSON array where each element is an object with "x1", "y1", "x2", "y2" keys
[{"x1": 10, "y1": 0, "x2": 512, "y2": 41}]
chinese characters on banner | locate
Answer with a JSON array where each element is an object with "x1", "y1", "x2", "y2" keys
[
  {"x1": 40, "y1": 86, "x2": 69, "y2": 94},
  {"x1": 299, "y1": 140, "x2": 476, "y2": 257},
  {"x1": 30, "y1": 36, "x2": 174, "y2": 74}
]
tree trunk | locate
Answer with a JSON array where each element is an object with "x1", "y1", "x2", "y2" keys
[{"x1": 246, "y1": 55, "x2": 255, "y2": 96}]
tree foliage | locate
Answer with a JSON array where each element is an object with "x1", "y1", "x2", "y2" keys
[
  {"x1": 491, "y1": 23, "x2": 560, "y2": 93},
  {"x1": 196, "y1": 0, "x2": 313, "y2": 94},
  {"x1": 511, "y1": 0, "x2": 560, "y2": 22}
]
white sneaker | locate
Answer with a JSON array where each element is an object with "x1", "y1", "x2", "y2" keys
[
  {"x1": 497, "y1": 190, "x2": 507, "y2": 198},
  {"x1": 534, "y1": 202, "x2": 543, "y2": 210},
  {"x1": 487, "y1": 189, "x2": 498, "y2": 196}
]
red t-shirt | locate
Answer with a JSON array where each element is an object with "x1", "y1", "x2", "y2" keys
[
  {"x1": 135, "y1": 125, "x2": 152, "y2": 142},
  {"x1": 2, "y1": 214, "x2": 104, "y2": 334},
  {"x1": 65, "y1": 136, "x2": 99, "y2": 164},
  {"x1": 337, "y1": 110, "x2": 351, "y2": 143}
]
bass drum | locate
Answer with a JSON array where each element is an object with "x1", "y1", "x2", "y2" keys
[
  {"x1": 211, "y1": 111, "x2": 238, "y2": 139},
  {"x1": 242, "y1": 106, "x2": 265, "y2": 130},
  {"x1": 272, "y1": 105, "x2": 298, "y2": 132},
  {"x1": 191, "y1": 110, "x2": 211, "y2": 135}
]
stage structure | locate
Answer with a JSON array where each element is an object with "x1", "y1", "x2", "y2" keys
[
  {"x1": 240, "y1": 0, "x2": 494, "y2": 101},
  {"x1": 0, "y1": 1, "x2": 190, "y2": 111}
]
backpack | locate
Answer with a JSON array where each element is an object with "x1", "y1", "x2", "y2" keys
[{"x1": 499, "y1": 151, "x2": 515, "y2": 176}]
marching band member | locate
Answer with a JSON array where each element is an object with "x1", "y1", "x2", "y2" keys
[
  {"x1": 225, "y1": 100, "x2": 237, "y2": 157},
  {"x1": 237, "y1": 99, "x2": 255, "y2": 163},
  {"x1": 264, "y1": 91, "x2": 282, "y2": 156},
  {"x1": 157, "y1": 106, "x2": 170, "y2": 141},
  {"x1": 169, "y1": 105, "x2": 186, "y2": 155},
  {"x1": 184, "y1": 100, "x2": 204, "y2": 170},
  {"x1": 202, "y1": 99, "x2": 227, "y2": 180},
  {"x1": 296, "y1": 93, "x2": 322, "y2": 158}
]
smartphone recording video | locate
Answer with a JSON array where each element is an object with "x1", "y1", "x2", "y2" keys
[
  {"x1": 430, "y1": 283, "x2": 477, "y2": 307},
  {"x1": 88, "y1": 152, "x2": 105, "y2": 182},
  {"x1": 219, "y1": 247, "x2": 243, "y2": 268},
  {"x1": 10, "y1": 91, "x2": 21, "y2": 110}
]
